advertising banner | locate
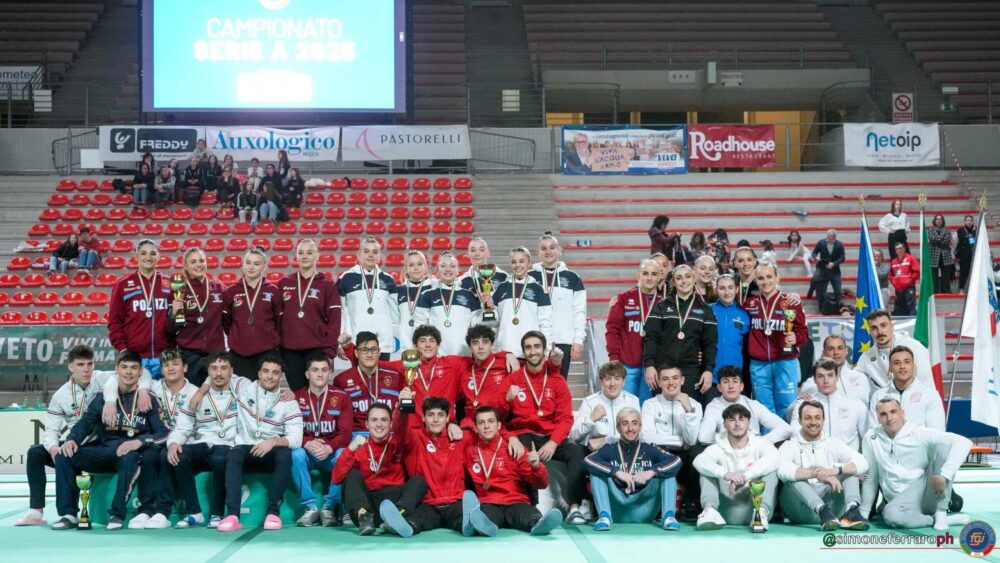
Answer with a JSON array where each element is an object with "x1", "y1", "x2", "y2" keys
[
  {"x1": 844, "y1": 123, "x2": 940, "y2": 167},
  {"x1": 561, "y1": 126, "x2": 687, "y2": 175},
  {"x1": 205, "y1": 126, "x2": 340, "y2": 161},
  {"x1": 0, "y1": 410, "x2": 46, "y2": 474},
  {"x1": 341, "y1": 125, "x2": 472, "y2": 161},
  {"x1": 99, "y1": 125, "x2": 203, "y2": 162},
  {"x1": 0, "y1": 66, "x2": 41, "y2": 101},
  {"x1": 0, "y1": 325, "x2": 118, "y2": 394},
  {"x1": 688, "y1": 124, "x2": 776, "y2": 168}
]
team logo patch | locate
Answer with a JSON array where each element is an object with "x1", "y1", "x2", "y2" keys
[
  {"x1": 961, "y1": 521, "x2": 996, "y2": 557},
  {"x1": 233, "y1": 296, "x2": 244, "y2": 307},
  {"x1": 426, "y1": 442, "x2": 436, "y2": 453},
  {"x1": 468, "y1": 379, "x2": 476, "y2": 390},
  {"x1": 517, "y1": 392, "x2": 526, "y2": 402},
  {"x1": 262, "y1": 292, "x2": 274, "y2": 302},
  {"x1": 282, "y1": 291, "x2": 292, "y2": 301},
  {"x1": 383, "y1": 376, "x2": 392, "y2": 386},
  {"x1": 471, "y1": 463, "x2": 481, "y2": 473}
]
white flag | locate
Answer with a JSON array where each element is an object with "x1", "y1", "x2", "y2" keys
[{"x1": 963, "y1": 214, "x2": 1000, "y2": 429}]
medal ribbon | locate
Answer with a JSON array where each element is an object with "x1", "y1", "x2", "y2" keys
[
  {"x1": 297, "y1": 272, "x2": 317, "y2": 316},
  {"x1": 511, "y1": 278, "x2": 528, "y2": 316},
  {"x1": 477, "y1": 436, "x2": 504, "y2": 484},
  {"x1": 617, "y1": 441, "x2": 642, "y2": 475},
  {"x1": 638, "y1": 289, "x2": 657, "y2": 327},
  {"x1": 206, "y1": 390, "x2": 234, "y2": 429},
  {"x1": 439, "y1": 284, "x2": 457, "y2": 323},
  {"x1": 406, "y1": 279, "x2": 426, "y2": 318},
  {"x1": 541, "y1": 268, "x2": 559, "y2": 296},
  {"x1": 738, "y1": 279, "x2": 753, "y2": 304},
  {"x1": 471, "y1": 356, "x2": 498, "y2": 400},
  {"x1": 254, "y1": 384, "x2": 281, "y2": 434},
  {"x1": 361, "y1": 268, "x2": 378, "y2": 309},
  {"x1": 242, "y1": 277, "x2": 262, "y2": 318},
  {"x1": 524, "y1": 367, "x2": 548, "y2": 412},
  {"x1": 138, "y1": 272, "x2": 156, "y2": 315},
  {"x1": 675, "y1": 294, "x2": 696, "y2": 333},
  {"x1": 367, "y1": 435, "x2": 392, "y2": 473},
  {"x1": 185, "y1": 276, "x2": 210, "y2": 317},
  {"x1": 417, "y1": 360, "x2": 438, "y2": 392},
  {"x1": 359, "y1": 366, "x2": 380, "y2": 403},
  {"x1": 118, "y1": 393, "x2": 138, "y2": 428},
  {"x1": 309, "y1": 388, "x2": 328, "y2": 430},
  {"x1": 71, "y1": 382, "x2": 85, "y2": 417},
  {"x1": 160, "y1": 381, "x2": 180, "y2": 423},
  {"x1": 761, "y1": 291, "x2": 783, "y2": 332}
]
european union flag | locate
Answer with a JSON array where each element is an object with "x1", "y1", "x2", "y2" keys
[{"x1": 852, "y1": 212, "x2": 885, "y2": 364}]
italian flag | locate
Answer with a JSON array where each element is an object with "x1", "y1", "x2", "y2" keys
[{"x1": 914, "y1": 205, "x2": 946, "y2": 401}]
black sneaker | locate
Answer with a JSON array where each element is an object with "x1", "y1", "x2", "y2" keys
[
  {"x1": 357, "y1": 512, "x2": 376, "y2": 536},
  {"x1": 838, "y1": 505, "x2": 869, "y2": 531},
  {"x1": 949, "y1": 492, "x2": 964, "y2": 513},
  {"x1": 818, "y1": 505, "x2": 839, "y2": 531}
]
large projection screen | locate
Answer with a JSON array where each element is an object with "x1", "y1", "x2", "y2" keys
[{"x1": 140, "y1": 0, "x2": 407, "y2": 113}]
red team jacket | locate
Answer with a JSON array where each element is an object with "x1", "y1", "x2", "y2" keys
[
  {"x1": 108, "y1": 271, "x2": 173, "y2": 357},
  {"x1": 331, "y1": 434, "x2": 405, "y2": 490},
  {"x1": 889, "y1": 253, "x2": 920, "y2": 292},
  {"x1": 395, "y1": 410, "x2": 470, "y2": 506},
  {"x1": 506, "y1": 361, "x2": 573, "y2": 443},
  {"x1": 458, "y1": 352, "x2": 512, "y2": 425},
  {"x1": 168, "y1": 277, "x2": 227, "y2": 353},
  {"x1": 277, "y1": 272, "x2": 342, "y2": 357},
  {"x1": 605, "y1": 287, "x2": 662, "y2": 367},
  {"x1": 332, "y1": 364, "x2": 404, "y2": 429},
  {"x1": 465, "y1": 434, "x2": 548, "y2": 505},
  {"x1": 295, "y1": 386, "x2": 354, "y2": 452},
  {"x1": 743, "y1": 291, "x2": 808, "y2": 362},
  {"x1": 382, "y1": 354, "x2": 465, "y2": 428},
  {"x1": 221, "y1": 280, "x2": 282, "y2": 357}
]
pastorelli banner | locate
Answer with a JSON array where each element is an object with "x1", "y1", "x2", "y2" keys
[
  {"x1": 341, "y1": 125, "x2": 472, "y2": 161},
  {"x1": 843, "y1": 123, "x2": 940, "y2": 167},
  {"x1": 561, "y1": 126, "x2": 687, "y2": 175},
  {"x1": 687, "y1": 125, "x2": 776, "y2": 168}
]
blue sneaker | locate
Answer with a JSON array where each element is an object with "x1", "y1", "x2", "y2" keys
[
  {"x1": 594, "y1": 511, "x2": 612, "y2": 531},
  {"x1": 470, "y1": 508, "x2": 498, "y2": 537},
  {"x1": 378, "y1": 500, "x2": 413, "y2": 538},
  {"x1": 461, "y1": 491, "x2": 479, "y2": 537},
  {"x1": 530, "y1": 508, "x2": 563, "y2": 536},
  {"x1": 662, "y1": 510, "x2": 680, "y2": 531}
]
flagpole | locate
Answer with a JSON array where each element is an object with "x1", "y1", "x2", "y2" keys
[{"x1": 945, "y1": 194, "x2": 989, "y2": 424}]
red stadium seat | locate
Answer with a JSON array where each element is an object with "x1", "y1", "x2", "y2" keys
[
  {"x1": 172, "y1": 208, "x2": 193, "y2": 220},
  {"x1": 330, "y1": 178, "x2": 349, "y2": 190},
  {"x1": 69, "y1": 272, "x2": 92, "y2": 288},
  {"x1": 103, "y1": 256, "x2": 126, "y2": 270},
  {"x1": 456, "y1": 221, "x2": 475, "y2": 233},
  {"x1": 409, "y1": 237, "x2": 429, "y2": 251},
  {"x1": 391, "y1": 178, "x2": 410, "y2": 190},
  {"x1": 45, "y1": 274, "x2": 69, "y2": 288},
  {"x1": 390, "y1": 207, "x2": 409, "y2": 219},
  {"x1": 273, "y1": 238, "x2": 294, "y2": 251},
  {"x1": 0, "y1": 274, "x2": 18, "y2": 287},
  {"x1": 187, "y1": 223, "x2": 208, "y2": 236},
  {"x1": 369, "y1": 207, "x2": 388, "y2": 219},
  {"x1": 277, "y1": 222, "x2": 297, "y2": 235},
  {"x1": 32, "y1": 257, "x2": 49, "y2": 270},
  {"x1": 148, "y1": 208, "x2": 167, "y2": 221},
  {"x1": 204, "y1": 238, "x2": 225, "y2": 252},
  {"x1": 211, "y1": 223, "x2": 232, "y2": 235},
  {"x1": 200, "y1": 193, "x2": 217, "y2": 205},
  {"x1": 350, "y1": 178, "x2": 368, "y2": 190},
  {"x1": 319, "y1": 238, "x2": 339, "y2": 251},
  {"x1": 24, "y1": 311, "x2": 48, "y2": 325},
  {"x1": 327, "y1": 193, "x2": 346, "y2": 205},
  {"x1": 77, "y1": 311, "x2": 101, "y2": 324},
  {"x1": 39, "y1": 209, "x2": 60, "y2": 221},
  {"x1": 52, "y1": 224, "x2": 74, "y2": 236},
  {"x1": 227, "y1": 238, "x2": 249, "y2": 252},
  {"x1": 69, "y1": 194, "x2": 90, "y2": 206},
  {"x1": 385, "y1": 253, "x2": 404, "y2": 267},
  {"x1": 156, "y1": 256, "x2": 172, "y2": 269},
  {"x1": 411, "y1": 222, "x2": 430, "y2": 234},
  {"x1": 57, "y1": 179, "x2": 77, "y2": 192},
  {"x1": 370, "y1": 193, "x2": 389, "y2": 206},
  {"x1": 129, "y1": 208, "x2": 149, "y2": 221},
  {"x1": 433, "y1": 207, "x2": 453, "y2": 219},
  {"x1": 305, "y1": 193, "x2": 325, "y2": 205},
  {"x1": 390, "y1": 192, "x2": 409, "y2": 205},
  {"x1": 85, "y1": 209, "x2": 106, "y2": 221},
  {"x1": 372, "y1": 178, "x2": 389, "y2": 190},
  {"x1": 43, "y1": 240, "x2": 61, "y2": 253},
  {"x1": 344, "y1": 222, "x2": 364, "y2": 234},
  {"x1": 113, "y1": 194, "x2": 133, "y2": 206},
  {"x1": 217, "y1": 208, "x2": 236, "y2": 220},
  {"x1": 51, "y1": 311, "x2": 74, "y2": 325},
  {"x1": 93, "y1": 193, "x2": 113, "y2": 206},
  {"x1": 250, "y1": 238, "x2": 270, "y2": 251},
  {"x1": 432, "y1": 237, "x2": 452, "y2": 251},
  {"x1": 204, "y1": 256, "x2": 219, "y2": 269},
  {"x1": 338, "y1": 255, "x2": 358, "y2": 268},
  {"x1": 433, "y1": 192, "x2": 452, "y2": 204},
  {"x1": 217, "y1": 272, "x2": 238, "y2": 286},
  {"x1": 433, "y1": 178, "x2": 452, "y2": 190},
  {"x1": 269, "y1": 255, "x2": 290, "y2": 269},
  {"x1": 96, "y1": 273, "x2": 118, "y2": 287},
  {"x1": 223, "y1": 255, "x2": 243, "y2": 269},
  {"x1": 286, "y1": 208, "x2": 302, "y2": 221},
  {"x1": 412, "y1": 207, "x2": 431, "y2": 219},
  {"x1": 29, "y1": 224, "x2": 50, "y2": 237},
  {"x1": 387, "y1": 237, "x2": 406, "y2": 251},
  {"x1": 100, "y1": 179, "x2": 116, "y2": 191},
  {"x1": 388, "y1": 221, "x2": 407, "y2": 234},
  {"x1": 22, "y1": 274, "x2": 43, "y2": 288},
  {"x1": 413, "y1": 178, "x2": 430, "y2": 190},
  {"x1": 60, "y1": 291, "x2": 85, "y2": 306},
  {"x1": 342, "y1": 238, "x2": 361, "y2": 251},
  {"x1": 94, "y1": 223, "x2": 118, "y2": 237},
  {"x1": 79, "y1": 179, "x2": 98, "y2": 191},
  {"x1": 348, "y1": 193, "x2": 367, "y2": 205},
  {"x1": 36, "y1": 291, "x2": 58, "y2": 306},
  {"x1": 11, "y1": 292, "x2": 34, "y2": 306},
  {"x1": 455, "y1": 177, "x2": 472, "y2": 189},
  {"x1": 300, "y1": 222, "x2": 320, "y2": 235},
  {"x1": 457, "y1": 254, "x2": 471, "y2": 267},
  {"x1": 182, "y1": 239, "x2": 202, "y2": 250},
  {"x1": 266, "y1": 272, "x2": 284, "y2": 285},
  {"x1": 304, "y1": 207, "x2": 324, "y2": 220},
  {"x1": 325, "y1": 208, "x2": 345, "y2": 221},
  {"x1": 85, "y1": 291, "x2": 109, "y2": 306},
  {"x1": 158, "y1": 239, "x2": 178, "y2": 252},
  {"x1": 318, "y1": 254, "x2": 336, "y2": 268},
  {"x1": 456, "y1": 207, "x2": 475, "y2": 218},
  {"x1": 47, "y1": 194, "x2": 68, "y2": 207},
  {"x1": 195, "y1": 208, "x2": 215, "y2": 220},
  {"x1": 61, "y1": 209, "x2": 82, "y2": 221},
  {"x1": 254, "y1": 222, "x2": 274, "y2": 235},
  {"x1": 0, "y1": 311, "x2": 23, "y2": 325},
  {"x1": 366, "y1": 222, "x2": 386, "y2": 235},
  {"x1": 412, "y1": 192, "x2": 431, "y2": 204},
  {"x1": 120, "y1": 223, "x2": 140, "y2": 236},
  {"x1": 106, "y1": 208, "x2": 127, "y2": 221},
  {"x1": 454, "y1": 191, "x2": 474, "y2": 205},
  {"x1": 165, "y1": 223, "x2": 185, "y2": 235}
]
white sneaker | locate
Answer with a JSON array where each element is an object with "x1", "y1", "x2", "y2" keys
[
  {"x1": 128, "y1": 513, "x2": 151, "y2": 529},
  {"x1": 758, "y1": 507, "x2": 770, "y2": 531},
  {"x1": 934, "y1": 511, "x2": 970, "y2": 531},
  {"x1": 566, "y1": 507, "x2": 587, "y2": 525},
  {"x1": 696, "y1": 506, "x2": 726, "y2": 530},
  {"x1": 579, "y1": 500, "x2": 594, "y2": 521},
  {"x1": 145, "y1": 513, "x2": 171, "y2": 529}
]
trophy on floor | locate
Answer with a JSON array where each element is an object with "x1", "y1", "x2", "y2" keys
[
  {"x1": 750, "y1": 479, "x2": 766, "y2": 533},
  {"x1": 171, "y1": 273, "x2": 187, "y2": 327},
  {"x1": 76, "y1": 472, "x2": 94, "y2": 530},
  {"x1": 478, "y1": 263, "x2": 497, "y2": 321},
  {"x1": 782, "y1": 309, "x2": 797, "y2": 353},
  {"x1": 399, "y1": 349, "x2": 421, "y2": 413}
]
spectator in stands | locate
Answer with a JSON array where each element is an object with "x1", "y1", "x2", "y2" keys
[
  {"x1": 153, "y1": 165, "x2": 174, "y2": 209},
  {"x1": 216, "y1": 167, "x2": 239, "y2": 209},
  {"x1": 204, "y1": 155, "x2": 222, "y2": 191},
  {"x1": 245, "y1": 157, "x2": 264, "y2": 179},
  {"x1": 688, "y1": 232, "x2": 707, "y2": 258},
  {"x1": 236, "y1": 181, "x2": 259, "y2": 226},
  {"x1": 49, "y1": 234, "x2": 79, "y2": 274},
  {"x1": 928, "y1": 214, "x2": 954, "y2": 294},
  {"x1": 565, "y1": 132, "x2": 593, "y2": 173},
  {"x1": 649, "y1": 215, "x2": 679, "y2": 258},
  {"x1": 258, "y1": 182, "x2": 284, "y2": 224},
  {"x1": 786, "y1": 229, "x2": 813, "y2": 278},
  {"x1": 878, "y1": 199, "x2": 910, "y2": 260},
  {"x1": 873, "y1": 250, "x2": 890, "y2": 307},
  {"x1": 811, "y1": 229, "x2": 845, "y2": 314},
  {"x1": 955, "y1": 215, "x2": 976, "y2": 292},
  {"x1": 138, "y1": 152, "x2": 155, "y2": 173},
  {"x1": 132, "y1": 162, "x2": 155, "y2": 208},
  {"x1": 245, "y1": 167, "x2": 263, "y2": 196},
  {"x1": 77, "y1": 227, "x2": 100, "y2": 271},
  {"x1": 263, "y1": 164, "x2": 284, "y2": 199},
  {"x1": 191, "y1": 138, "x2": 212, "y2": 162},
  {"x1": 277, "y1": 150, "x2": 292, "y2": 187},
  {"x1": 167, "y1": 159, "x2": 183, "y2": 202},
  {"x1": 285, "y1": 168, "x2": 305, "y2": 208},
  {"x1": 222, "y1": 154, "x2": 239, "y2": 176},
  {"x1": 181, "y1": 157, "x2": 206, "y2": 206},
  {"x1": 707, "y1": 229, "x2": 730, "y2": 273},
  {"x1": 889, "y1": 242, "x2": 919, "y2": 316},
  {"x1": 759, "y1": 240, "x2": 777, "y2": 267}
]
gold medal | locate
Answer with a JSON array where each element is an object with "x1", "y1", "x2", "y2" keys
[
  {"x1": 470, "y1": 357, "x2": 497, "y2": 408},
  {"x1": 483, "y1": 481, "x2": 490, "y2": 490},
  {"x1": 476, "y1": 438, "x2": 503, "y2": 492},
  {"x1": 512, "y1": 317, "x2": 519, "y2": 325},
  {"x1": 185, "y1": 276, "x2": 210, "y2": 325},
  {"x1": 677, "y1": 331, "x2": 685, "y2": 340}
]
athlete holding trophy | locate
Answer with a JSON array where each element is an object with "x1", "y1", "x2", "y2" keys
[{"x1": 399, "y1": 349, "x2": 422, "y2": 414}]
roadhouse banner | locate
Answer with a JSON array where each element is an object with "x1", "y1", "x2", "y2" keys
[
  {"x1": 99, "y1": 125, "x2": 203, "y2": 162},
  {"x1": 206, "y1": 126, "x2": 340, "y2": 161},
  {"x1": 341, "y1": 125, "x2": 472, "y2": 161},
  {"x1": 561, "y1": 126, "x2": 687, "y2": 175},
  {"x1": 688, "y1": 125, "x2": 776, "y2": 168},
  {"x1": 843, "y1": 123, "x2": 940, "y2": 167}
]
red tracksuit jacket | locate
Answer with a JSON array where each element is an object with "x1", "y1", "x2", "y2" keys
[
  {"x1": 396, "y1": 409, "x2": 469, "y2": 506},
  {"x1": 168, "y1": 276, "x2": 227, "y2": 353},
  {"x1": 890, "y1": 254, "x2": 920, "y2": 292},
  {"x1": 605, "y1": 287, "x2": 661, "y2": 367},
  {"x1": 382, "y1": 354, "x2": 465, "y2": 429},
  {"x1": 331, "y1": 433, "x2": 404, "y2": 490},
  {"x1": 334, "y1": 352, "x2": 405, "y2": 428},
  {"x1": 295, "y1": 386, "x2": 353, "y2": 452},
  {"x1": 221, "y1": 279, "x2": 282, "y2": 357},
  {"x1": 458, "y1": 352, "x2": 511, "y2": 426},
  {"x1": 466, "y1": 434, "x2": 548, "y2": 505},
  {"x1": 108, "y1": 271, "x2": 174, "y2": 357},
  {"x1": 744, "y1": 290, "x2": 808, "y2": 362},
  {"x1": 277, "y1": 272, "x2": 342, "y2": 357},
  {"x1": 506, "y1": 360, "x2": 573, "y2": 443}
]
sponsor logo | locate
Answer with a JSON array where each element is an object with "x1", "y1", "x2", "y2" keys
[
  {"x1": 136, "y1": 128, "x2": 198, "y2": 153},
  {"x1": 961, "y1": 521, "x2": 996, "y2": 557},
  {"x1": 864, "y1": 128, "x2": 922, "y2": 153},
  {"x1": 110, "y1": 128, "x2": 135, "y2": 153},
  {"x1": 211, "y1": 128, "x2": 336, "y2": 157},
  {"x1": 689, "y1": 131, "x2": 775, "y2": 162}
]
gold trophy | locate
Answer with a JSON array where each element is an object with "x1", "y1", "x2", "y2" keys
[
  {"x1": 76, "y1": 472, "x2": 93, "y2": 530},
  {"x1": 478, "y1": 263, "x2": 497, "y2": 321},
  {"x1": 170, "y1": 273, "x2": 187, "y2": 327},
  {"x1": 400, "y1": 348, "x2": 422, "y2": 413},
  {"x1": 749, "y1": 479, "x2": 766, "y2": 533},
  {"x1": 782, "y1": 309, "x2": 797, "y2": 353}
]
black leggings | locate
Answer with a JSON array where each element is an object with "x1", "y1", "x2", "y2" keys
[
  {"x1": 516, "y1": 434, "x2": 586, "y2": 506},
  {"x1": 230, "y1": 348, "x2": 279, "y2": 382},
  {"x1": 280, "y1": 347, "x2": 322, "y2": 392},
  {"x1": 478, "y1": 503, "x2": 542, "y2": 532},
  {"x1": 225, "y1": 445, "x2": 291, "y2": 517}
]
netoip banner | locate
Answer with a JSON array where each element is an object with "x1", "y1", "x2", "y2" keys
[
  {"x1": 561, "y1": 126, "x2": 687, "y2": 175},
  {"x1": 844, "y1": 123, "x2": 940, "y2": 167},
  {"x1": 688, "y1": 125, "x2": 776, "y2": 168}
]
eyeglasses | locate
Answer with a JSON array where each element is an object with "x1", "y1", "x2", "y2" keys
[{"x1": 357, "y1": 347, "x2": 380, "y2": 354}]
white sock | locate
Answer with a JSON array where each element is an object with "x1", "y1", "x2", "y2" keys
[
  {"x1": 187, "y1": 513, "x2": 205, "y2": 524},
  {"x1": 28, "y1": 509, "x2": 43, "y2": 519}
]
